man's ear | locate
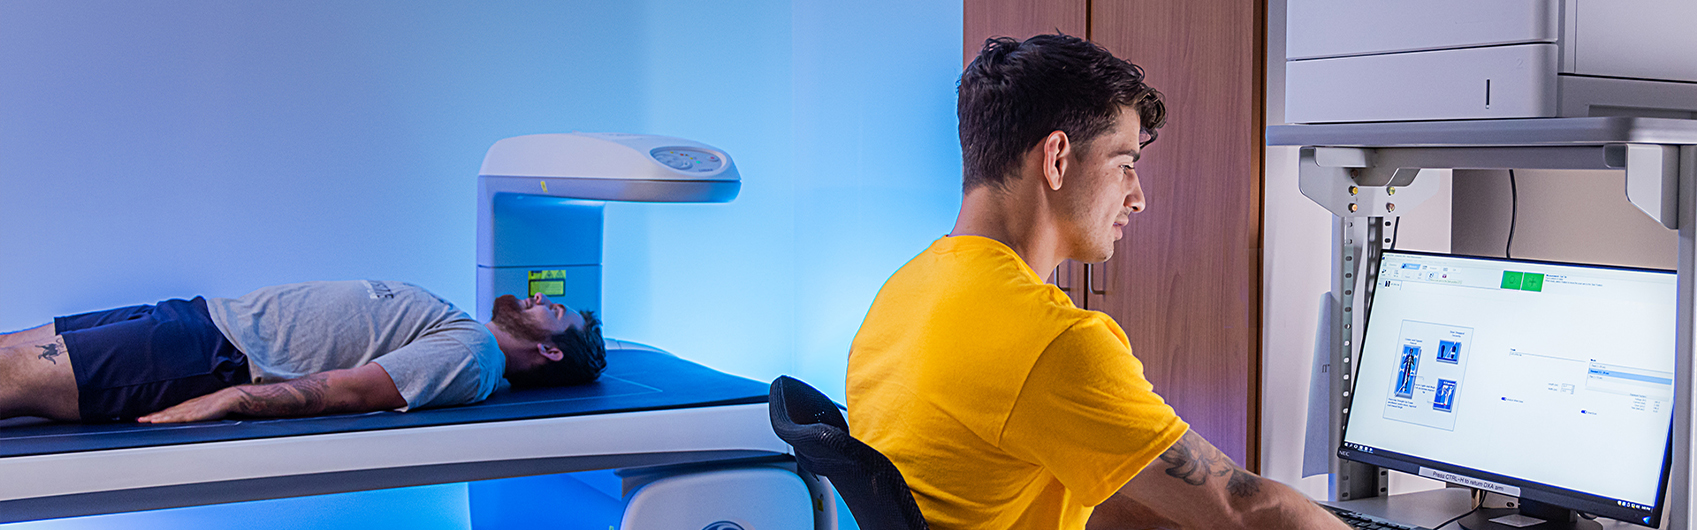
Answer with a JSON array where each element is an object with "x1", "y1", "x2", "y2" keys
[
  {"x1": 537, "y1": 344, "x2": 565, "y2": 362},
  {"x1": 1042, "y1": 130, "x2": 1072, "y2": 191}
]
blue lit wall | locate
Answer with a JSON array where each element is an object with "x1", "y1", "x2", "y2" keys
[
  {"x1": 611, "y1": 0, "x2": 964, "y2": 399},
  {"x1": 0, "y1": 0, "x2": 961, "y2": 528}
]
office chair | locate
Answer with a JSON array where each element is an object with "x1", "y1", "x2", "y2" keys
[{"x1": 768, "y1": 376, "x2": 929, "y2": 530}]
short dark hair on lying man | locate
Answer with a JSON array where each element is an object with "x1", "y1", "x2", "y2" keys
[
  {"x1": 957, "y1": 33, "x2": 1167, "y2": 192},
  {"x1": 508, "y1": 310, "x2": 607, "y2": 388}
]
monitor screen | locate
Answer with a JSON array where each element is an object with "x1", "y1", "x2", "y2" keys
[{"x1": 1339, "y1": 250, "x2": 1676, "y2": 527}]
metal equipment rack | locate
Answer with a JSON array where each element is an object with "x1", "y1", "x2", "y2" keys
[{"x1": 1268, "y1": 117, "x2": 1697, "y2": 529}]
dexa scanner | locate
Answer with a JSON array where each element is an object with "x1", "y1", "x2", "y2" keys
[{"x1": 2, "y1": 133, "x2": 836, "y2": 530}]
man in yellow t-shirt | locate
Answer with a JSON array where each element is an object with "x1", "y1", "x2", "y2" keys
[{"x1": 847, "y1": 34, "x2": 1348, "y2": 530}]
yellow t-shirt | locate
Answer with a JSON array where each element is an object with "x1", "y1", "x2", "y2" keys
[{"x1": 848, "y1": 236, "x2": 1188, "y2": 530}]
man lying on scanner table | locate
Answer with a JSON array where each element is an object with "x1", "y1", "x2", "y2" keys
[{"x1": 0, "y1": 281, "x2": 604, "y2": 423}]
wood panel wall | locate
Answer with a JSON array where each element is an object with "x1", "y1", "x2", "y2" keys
[{"x1": 964, "y1": 0, "x2": 1267, "y2": 469}]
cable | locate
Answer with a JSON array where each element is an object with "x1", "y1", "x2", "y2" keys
[
  {"x1": 1506, "y1": 169, "x2": 1518, "y2": 259},
  {"x1": 1432, "y1": 506, "x2": 1483, "y2": 530}
]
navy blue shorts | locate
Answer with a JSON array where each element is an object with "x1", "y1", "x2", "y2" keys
[{"x1": 56, "y1": 297, "x2": 250, "y2": 422}]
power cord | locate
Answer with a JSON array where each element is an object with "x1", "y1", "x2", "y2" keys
[
  {"x1": 1432, "y1": 506, "x2": 1482, "y2": 530},
  {"x1": 1505, "y1": 169, "x2": 1518, "y2": 259}
]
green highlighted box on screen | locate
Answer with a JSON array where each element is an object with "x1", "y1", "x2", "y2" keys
[{"x1": 1500, "y1": 271, "x2": 1544, "y2": 292}]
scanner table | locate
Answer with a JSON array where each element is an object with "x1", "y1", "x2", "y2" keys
[{"x1": 0, "y1": 347, "x2": 798, "y2": 524}]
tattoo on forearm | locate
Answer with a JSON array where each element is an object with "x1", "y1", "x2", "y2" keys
[
  {"x1": 231, "y1": 374, "x2": 336, "y2": 417},
  {"x1": 1158, "y1": 431, "x2": 1265, "y2": 498},
  {"x1": 36, "y1": 343, "x2": 63, "y2": 364}
]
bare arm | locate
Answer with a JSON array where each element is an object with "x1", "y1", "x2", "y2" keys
[
  {"x1": 1086, "y1": 492, "x2": 1181, "y2": 530},
  {"x1": 138, "y1": 363, "x2": 407, "y2": 423},
  {"x1": 1089, "y1": 429, "x2": 1348, "y2": 530}
]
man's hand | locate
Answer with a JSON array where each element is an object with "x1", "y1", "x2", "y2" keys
[
  {"x1": 137, "y1": 387, "x2": 243, "y2": 423},
  {"x1": 137, "y1": 363, "x2": 406, "y2": 423}
]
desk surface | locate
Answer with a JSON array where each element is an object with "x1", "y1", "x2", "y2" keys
[{"x1": 1330, "y1": 488, "x2": 1651, "y2": 529}]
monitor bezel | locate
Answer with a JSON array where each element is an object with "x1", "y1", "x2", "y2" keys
[{"x1": 1338, "y1": 249, "x2": 1676, "y2": 527}]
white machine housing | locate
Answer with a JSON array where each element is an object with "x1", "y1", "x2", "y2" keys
[
  {"x1": 479, "y1": 132, "x2": 742, "y2": 204},
  {"x1": 1286, "y1": 0, "x2": 1697, "y2": 123},
  {"x1": 471, "y1": 135, "x2": 835, "y2": 528},
  {"x1": 475, "y1": 132, "x2": 740, "y2": 319}
]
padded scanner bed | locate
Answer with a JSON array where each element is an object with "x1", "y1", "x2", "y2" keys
[{"x1": 0, "y1": 346, "x2": 785, "y2": 523}]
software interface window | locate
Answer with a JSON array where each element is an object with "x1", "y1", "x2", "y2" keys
[
  {"x1": 1385, "y1": 320, "x2": 1473, "y2": 431},
  {"x1": 1346, "y1": 252, "x2": 1676, "y2": 510}
]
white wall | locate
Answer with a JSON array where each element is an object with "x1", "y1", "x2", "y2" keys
[
  {"x1": 1259, "y1": 0, "x2": 1337, "y2": 499},
  {"x1": 0, "y1": 0, "x2": 961, "y2": 407},
  {"x1": 0, "y1": 1, "x2": 961, "y2": 528},
  {"x1": 1452, "y1": 169, "x2": 1677, "y2": 269}
]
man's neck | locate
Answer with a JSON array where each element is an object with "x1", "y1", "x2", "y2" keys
[
  {"x1": 949, "y1": 184, "x2": 1065, "y2": 276},
  {"x1": 483, "y1": 321, "x2": 524, "y2": 377}
]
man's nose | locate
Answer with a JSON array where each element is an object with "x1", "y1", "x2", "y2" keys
[{"x1": 1126, "y1": 176, "x2": 1146, "y2": 213}]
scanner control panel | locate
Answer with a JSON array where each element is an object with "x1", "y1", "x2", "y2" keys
[{"x1": 651, "y1": 147, "x2": 723, "y2": 173}]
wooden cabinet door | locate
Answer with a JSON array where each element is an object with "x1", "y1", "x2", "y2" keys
[
  {"x1": 964, "y1": 0, "x2": 1086, "y2": 66},
  {"x1": 1087, "y1": 0, "x2": 1266, "y2": 468}
]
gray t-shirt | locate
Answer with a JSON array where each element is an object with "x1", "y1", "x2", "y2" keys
[{"x1": 205, "y1": 280, "x2": 505, "y2": 411}]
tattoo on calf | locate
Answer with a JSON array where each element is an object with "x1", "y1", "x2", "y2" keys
[
  {"x1": 36, "y1": 343, "x2": 64, "y2": 365},
  {"x1": 1158, "y1": 431, "x2": 1264, "y2": 498},
  {"x1": 232, "y1": 374, "x2": 335, "y2": 417}
]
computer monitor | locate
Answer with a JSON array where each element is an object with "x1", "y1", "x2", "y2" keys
[{"x1": 1339, "y1": 250, "x2": 1676, "y2": 529}]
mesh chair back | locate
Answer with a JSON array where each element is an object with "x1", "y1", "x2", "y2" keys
[{"x1": 769, "y1": 376, "x2": 928, "y2": 530}]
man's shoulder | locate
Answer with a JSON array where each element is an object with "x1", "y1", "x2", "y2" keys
[
  {"x1": 879, "y1": 239, "x2": 1069, "y2": 311},
  {"x1": 1032, "y1": 312, "x2": 1140, "y2": 381},
  {"x1": 1052, "y1": 311, "x2": 1128, "y2": 345}
]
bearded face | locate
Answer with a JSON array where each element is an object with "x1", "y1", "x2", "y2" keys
[{"x1": 492, "y1": 294, "x2": 555, "y2": 344}]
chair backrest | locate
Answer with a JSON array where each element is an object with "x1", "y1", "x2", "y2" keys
[{"x1": 768, "y1": 376, "x2": 929, "y2": 530}]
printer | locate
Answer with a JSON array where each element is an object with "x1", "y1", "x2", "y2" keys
[{"x1": 1286, "y1": 0, "x2": 1697, "y2": 123}]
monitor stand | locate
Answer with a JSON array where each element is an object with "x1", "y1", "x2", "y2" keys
[{"x1": 1459, "y1": 499, "x2": 1601, "y2": 530}]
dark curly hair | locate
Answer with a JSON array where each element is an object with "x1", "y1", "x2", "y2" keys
[
  {"x1": 957, "y1": 33, "x2": 1167, "y2": 192},
  {"x1": 507, "y1": 310, "x2": 606, "y2": 388}
]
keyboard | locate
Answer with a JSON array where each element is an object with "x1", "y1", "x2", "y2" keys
[{"x1": 1320, "y1": 504, "x2": 1432, "y2": 530}]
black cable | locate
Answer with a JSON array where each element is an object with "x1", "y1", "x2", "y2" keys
[
  {"x1": 1390, "y1": 219, "x2": 1401, "y2": 250},
  {"x1": 1432, "y1": 506, "x2": 1483, "y2": 530},
  {"x1": 1506, "y1": 169, "x2": 1518, "y2": 259}
]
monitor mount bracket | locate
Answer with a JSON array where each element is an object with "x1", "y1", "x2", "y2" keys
[{"x1": 1297, "y1": 144, "x2": 1681, "y2": 229}]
